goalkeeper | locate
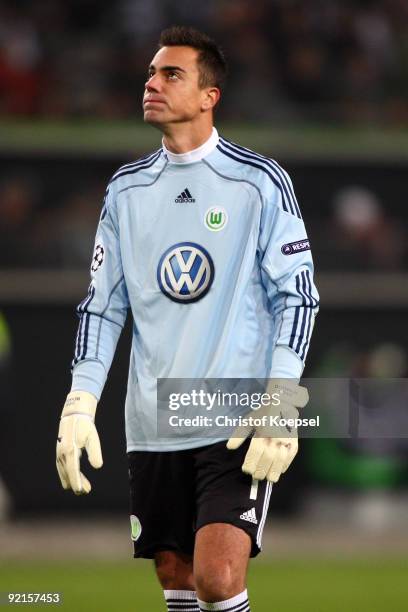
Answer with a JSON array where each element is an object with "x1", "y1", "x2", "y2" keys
[{"x1": 56, "y1": 25, "x2": 319, "y2": 612}]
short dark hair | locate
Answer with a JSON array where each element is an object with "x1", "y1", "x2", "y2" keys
[{"x1": 158, "y1": 26, "x2": 227, "y2": 91}]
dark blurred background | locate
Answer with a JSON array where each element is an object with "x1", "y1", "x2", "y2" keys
[
  {"x1": 0, "y1": 0, "x2": 408, "y2": 560},
  {"x1": 1, "y1": 0, "x2": 408, "y2": 122}
]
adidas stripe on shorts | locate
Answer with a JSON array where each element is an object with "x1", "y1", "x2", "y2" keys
[{"x1": 127, "y1": 439, "x2": 272, "y2": 559}]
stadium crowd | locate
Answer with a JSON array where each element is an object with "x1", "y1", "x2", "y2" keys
[
  {"x1": 1, "y1": 0, "x2": 407, "y2": 270},
  {"x1": 1, "y1": 0, "x2": 408, "y2": 122}
]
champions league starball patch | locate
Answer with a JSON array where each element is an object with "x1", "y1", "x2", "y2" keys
[{"x1": 91, "y1": 243, "x2": 105, "y2": 272}]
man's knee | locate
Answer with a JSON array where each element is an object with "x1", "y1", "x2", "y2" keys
[
  {"x1": 194, "y1": 560, "x2": 243, "y2": 602},
  {"x1": 154, "y1": 551, "x2": 194, "y2": 590},
  {"x1": 194, "y1": 524, "x2": 250, "y2": 602}
]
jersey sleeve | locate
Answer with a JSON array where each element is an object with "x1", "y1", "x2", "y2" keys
[
  {"x1": 258, "y1": 167, "x2": 319, "y2": 380},
  {"x1": 70, "y1": 181, "x2": 129, "y2": 399}
]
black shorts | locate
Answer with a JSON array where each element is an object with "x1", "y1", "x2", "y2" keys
[{"x1": 127, "y1": 439, "x2": 273, "y2": 559}]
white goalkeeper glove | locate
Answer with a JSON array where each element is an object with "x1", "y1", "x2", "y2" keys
[
  {"x1": 56, "y1": 390, "x2": 103, "y2": 495},
  {"x1": 227, "y1": 379, "x2": 309, "y2": 483}
]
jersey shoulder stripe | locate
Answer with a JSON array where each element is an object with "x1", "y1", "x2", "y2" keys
[
  {"x1": 220, "y1": 137, "x2": 300, "y2": 218},
  {"x1": 109, "y1": 148, "x2": 163, "y2": 186},
  {"x1": 217, "y1": 142, "x2": 287, "y2": 211},
  {"x1": 218, "y1": 138, "x2": 301, "y2": 219},
  {"x1": 99, "y1": 149, "x2": 163, "y2": 221},
  {"x1": 111, "y1": 148, "x2": 162, "y2": 179}
]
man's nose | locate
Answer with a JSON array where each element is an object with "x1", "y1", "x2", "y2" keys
[{"x1": 145, "y1": 74, "x2": 161, "y2": 92}]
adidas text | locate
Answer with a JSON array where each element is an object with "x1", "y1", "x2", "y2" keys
[{"x1": 175, "y1": 188, "x2": 195, "y2": 203}]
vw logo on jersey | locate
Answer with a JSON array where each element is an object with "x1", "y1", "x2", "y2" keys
[{"x1": 157, "y1": 242, "x2": 215, "y2": 304}]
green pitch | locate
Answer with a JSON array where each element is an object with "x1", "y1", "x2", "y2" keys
[{"x1": 0, "y1": 559, "x2": 407, "y2": 611}]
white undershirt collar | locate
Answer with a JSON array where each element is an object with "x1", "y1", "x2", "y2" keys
[{"x1": 162, "y1": 127, "x2": 219, "y2": 164}]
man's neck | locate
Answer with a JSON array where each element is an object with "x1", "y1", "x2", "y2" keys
[
  {"x1": 162, "y1": 127, "x2": 219, "y2": 165},
  {"x1": 161, "y1": 123, "x2": 214, "y2": 154}
]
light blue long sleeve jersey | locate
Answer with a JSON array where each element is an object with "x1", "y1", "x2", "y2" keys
[{"x1": 71, "y1": 128, "x2": 319, "y2": 451}]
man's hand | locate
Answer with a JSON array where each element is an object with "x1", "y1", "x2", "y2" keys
[
  {"x1": 56, "y1": 391, "x2": 103, "y2": 495},
  {"x1": 227, "y1": 379, "x2": 309, "y2": 483}
]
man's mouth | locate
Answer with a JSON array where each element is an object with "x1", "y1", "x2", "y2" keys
[{"x1": 144, "y1": 98, "x2": 166, "y2": 106}]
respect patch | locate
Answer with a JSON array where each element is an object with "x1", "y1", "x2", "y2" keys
[{"x1": 281, "y1": 239, "x2": 310, "y2": 255}]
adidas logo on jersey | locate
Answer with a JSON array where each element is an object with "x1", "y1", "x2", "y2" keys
[
  {"x1": 240, "y1": 507, "x2": 258, "y2": 524},
  {"x1": 175, "y1": 188, "x2": 195, "y2": 203}
]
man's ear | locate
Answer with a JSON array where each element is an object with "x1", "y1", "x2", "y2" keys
[{"x1": 201, "y1": 87, "x2": 221, "y2": 111}]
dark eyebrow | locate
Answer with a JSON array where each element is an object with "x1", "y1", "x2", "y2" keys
[{"x1": 148, "y1": 64, "x2": 187, "y2": 74}]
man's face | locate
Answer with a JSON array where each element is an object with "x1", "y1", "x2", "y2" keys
[{"x1": 143, "y1": 46, "x2": 209, "y2": 127}]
